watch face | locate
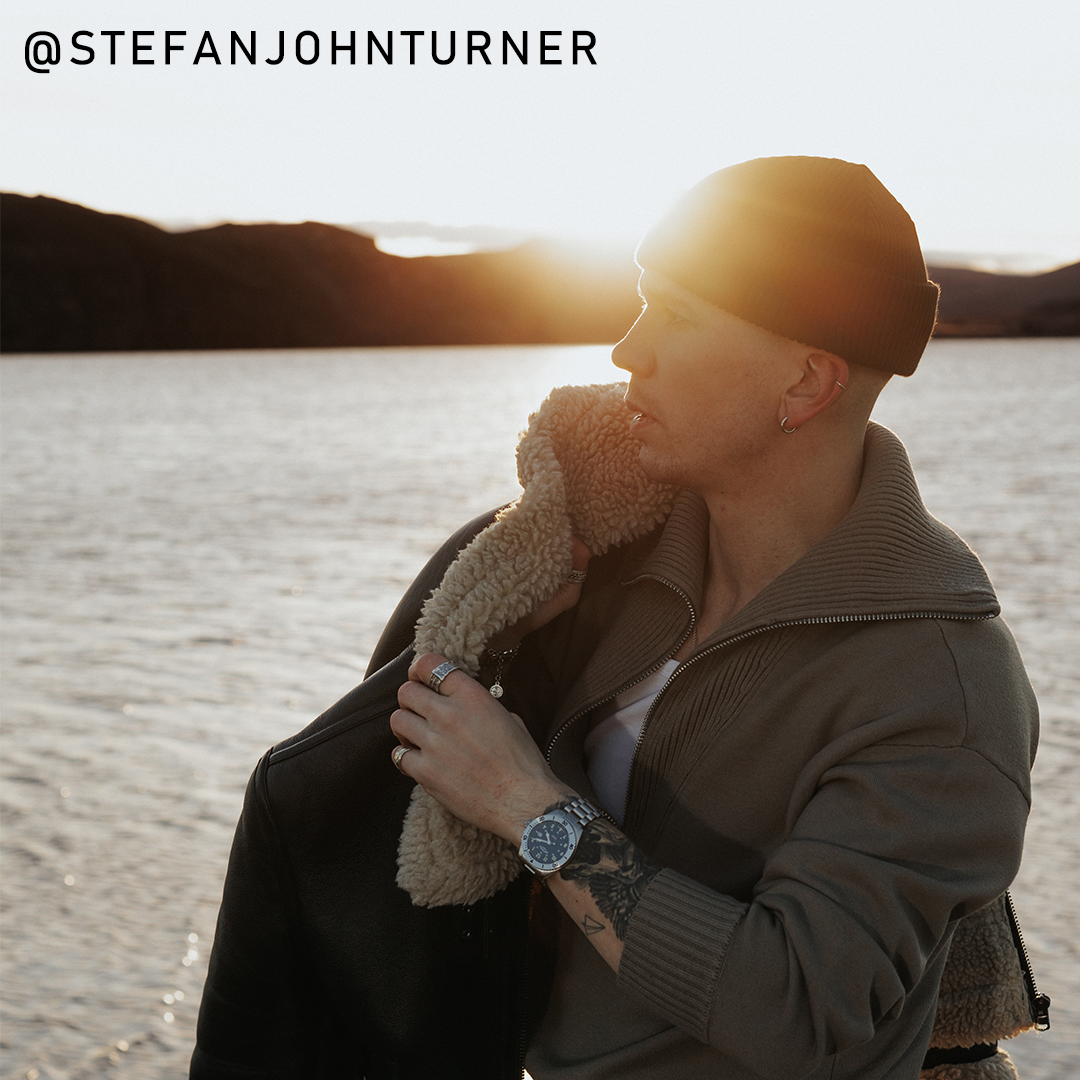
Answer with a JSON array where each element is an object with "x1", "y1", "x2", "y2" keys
[{"x1": 524, "y1": 818, "x2": 573, "y2": 869}]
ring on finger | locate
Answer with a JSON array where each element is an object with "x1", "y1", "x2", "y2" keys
[
  {"x1": 428, "y1": 660, "x2": 460, "y2": 694},
  {"x1": 392, "y1": 744, "x2": 413, "y2": 771}
]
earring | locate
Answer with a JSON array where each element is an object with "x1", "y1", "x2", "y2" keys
[{"x1": 780, "y1": 416, "x2": 797, "y2": 434}]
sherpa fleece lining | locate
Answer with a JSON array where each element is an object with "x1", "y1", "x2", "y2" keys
[{"x1": 397, "y1": 382, "x2": 676, "y2": 908}]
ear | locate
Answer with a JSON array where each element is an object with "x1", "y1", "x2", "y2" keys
[{"x1": 777, "y1": 351, "x2": 850, "y2": 433}]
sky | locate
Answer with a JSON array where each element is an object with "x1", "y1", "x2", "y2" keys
[{"x1": 4, "y1": 0, "x2": 1079, "y2": 268}]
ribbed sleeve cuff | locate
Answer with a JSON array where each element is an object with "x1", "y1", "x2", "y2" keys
[{"x1": 617, "y1": 869, "x2": 748, "y2": 1042}]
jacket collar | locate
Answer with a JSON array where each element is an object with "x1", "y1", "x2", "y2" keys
[{"x1": 631, "y1": 421, "x2": 999, "y2": 648}]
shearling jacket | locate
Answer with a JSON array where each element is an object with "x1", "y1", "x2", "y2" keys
[{"x1": 192, "y1": 384, "x2": 1039, "y2": 1080}]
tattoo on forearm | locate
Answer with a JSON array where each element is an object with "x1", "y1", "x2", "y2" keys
[
  {"x1": 580, "y1": 914, "x2": 605, "y2": 936},
  {"x1": 561, "y1": 819, "x2": 661, "y2": 941}
]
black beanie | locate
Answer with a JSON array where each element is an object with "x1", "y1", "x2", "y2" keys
[{"x1": 635, "y1": 156, "x2": 940, "y2": 376}]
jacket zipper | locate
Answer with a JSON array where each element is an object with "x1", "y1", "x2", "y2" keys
[
  {"x1": 543, "y1": 574, "x2": 697, "y2": 776},
  {"x1": 620, "y1": 595, "x2": 996, "y2": 823},
  {"x1": 544, "y1": 567, "x2": 996, "y2": 823},
  {"x1": 1005, "y1": 890, "x2": 1051, "y2": 1030}
]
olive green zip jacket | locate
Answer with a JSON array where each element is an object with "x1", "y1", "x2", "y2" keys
[{"x1": 521, "y1": 423, "x2": 1038, "y2": 1080}]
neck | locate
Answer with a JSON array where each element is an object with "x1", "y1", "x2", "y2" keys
[{"x1": 694, "y1": 423, "x2": 866, "y2": 636}]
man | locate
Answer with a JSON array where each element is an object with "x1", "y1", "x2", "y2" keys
[{"x1": 193, "y1": 157, "x2": 1037, "y2": 1079}]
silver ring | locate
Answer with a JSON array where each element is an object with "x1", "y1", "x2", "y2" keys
[
  {"x1": 428, "y1": 660, "x2": 460, "y2": 694},
  {"x1": 565, "y1": 568, "x2": 588, "y2": 584},
  {"x1": 391, "y1": 744, "x2": 413, "y2": 771}
]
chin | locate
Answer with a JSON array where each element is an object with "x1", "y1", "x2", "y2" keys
[{"x1": 636, "y1": 445, "x2": 688, "y2": 488}]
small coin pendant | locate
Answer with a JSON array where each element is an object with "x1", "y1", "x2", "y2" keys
[{"x1": 490, "y1": 683, "x2": 504, "y2": 699}]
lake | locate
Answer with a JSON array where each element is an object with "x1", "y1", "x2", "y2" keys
[{"x1": 2, "y1": 341, "x2": 1077, "y2": 1077}]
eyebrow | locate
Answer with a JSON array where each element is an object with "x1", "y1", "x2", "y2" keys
[{"x1": 638, "y1": 277, "x2": 687, "y2": 310}]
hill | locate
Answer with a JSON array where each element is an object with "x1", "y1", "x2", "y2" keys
[
  {"x1": 931, "y1": 262, "x2": 1080, "y2": 337},
  {"x1": 0, "y1": 194, "x2": 640, "y2": 353},
  {"x1": 2, "y1": 193, "x2": 1077, "y2": 352}
]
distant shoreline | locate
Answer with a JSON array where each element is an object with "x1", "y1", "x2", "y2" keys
[{"x1": 2, "y1": 193, "x2": 1078, "y2": 354}]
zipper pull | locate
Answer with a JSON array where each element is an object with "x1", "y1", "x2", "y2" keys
[{"x1": 1032, "y1": 992, "x2": 1051, "y2": 1032}]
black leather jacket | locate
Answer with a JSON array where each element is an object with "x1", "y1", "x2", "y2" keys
[{"x1": 191, "y1": 511, "x2": 542, "y2": 1080}]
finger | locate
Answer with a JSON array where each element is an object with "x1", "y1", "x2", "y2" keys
[
  {"x1": 397, "y1": 677, "x2": 444, "y2": 717},
  {"x1": 390, "y1": 706, "x2": 426, "y2": 746},
  {"x1": 390, "y1": 742, "x2": 418, "y2": 774},
  {"x1": 407, "y1": 651, "x2": 444, "y2": 684},
  {"x1": 556, "y1": 536, "x2": 591, "y2": 594},
  {"x1": 570, "y1": 535, "x2": 591, "y2": 573},
  {"x1": 408, "y1": 651, "x2": 471, "y2": 694}
]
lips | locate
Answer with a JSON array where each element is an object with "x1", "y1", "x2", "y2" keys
[{"x1": 625, "y1": 402, "x2": 656, "y2": 435}]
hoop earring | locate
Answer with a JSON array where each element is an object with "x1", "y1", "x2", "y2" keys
[{"x1": 780, "y1": 416, "x2": 797, "y2": 434}]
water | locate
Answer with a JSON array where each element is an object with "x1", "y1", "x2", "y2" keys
[{"x1": 2, "y1": 342, "x2": 1078, "y2": 1078}]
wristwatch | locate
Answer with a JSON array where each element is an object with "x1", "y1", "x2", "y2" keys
[{"x1": 518, "y1": 797, "x2": 604, "y2": 878}]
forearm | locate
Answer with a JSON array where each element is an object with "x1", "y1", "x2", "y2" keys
[{"x1": 544, "y1": 815, "x2": 662, "y2": 974}]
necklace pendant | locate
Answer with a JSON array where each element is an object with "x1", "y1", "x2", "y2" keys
[{"x1": 484, "y1": 643, "x2": 518, "y2": 701}]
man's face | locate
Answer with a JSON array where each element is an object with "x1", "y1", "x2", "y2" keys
[{"x1": 613, "y1": 271, "x2": 796, "y2": 496}]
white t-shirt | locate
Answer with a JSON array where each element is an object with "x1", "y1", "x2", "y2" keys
[{"x1": 583, "y1": 659, "x2": 679, "y2": 825}]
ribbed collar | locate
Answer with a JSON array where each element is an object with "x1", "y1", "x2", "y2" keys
[{"x1": 630, "y1": 422, "x2": 999, "y2": 647}]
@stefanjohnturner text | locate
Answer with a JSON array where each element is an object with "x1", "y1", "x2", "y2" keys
[{"x1": 24, "y1": 29, "x2": 598, "y2": 73}]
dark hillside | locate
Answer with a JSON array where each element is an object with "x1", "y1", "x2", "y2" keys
[
  {"x1": 2, "y1": 193, "x2": 1077, "y2": 352},
  {"x1": 931, "y1": 262, "x2": 1080, "y2": 337},
  {"x1": 0, "y1": 194, "x2": 640, "y2": 353}
]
